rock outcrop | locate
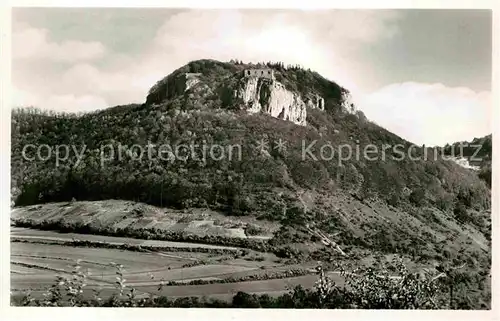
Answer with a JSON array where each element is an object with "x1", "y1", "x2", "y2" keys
[
  {"x1": 341, "y1": 91, "x2": 356, "y2": 114},
  {"x1": 449, "y1": 157, "x2": 481, "y2": 171},
  {"x1": 146, "y1": 72, "x2": 210, "y2": 105},
  {"x1": 234, "y1": 77, "x2": 307, "y2": 126},
  {"x1": 184, "y1": 73, "x2": 202, "y2": 91},
  {"x1": 234, "y1": 74, "x2": 325, "y2": 126},
  {"x1": 306, "y1": 94, "x2": 325, "y2": 111}
]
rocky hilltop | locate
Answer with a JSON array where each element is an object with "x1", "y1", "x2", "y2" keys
[{"x1": 145, "y1": 59, "x2": 358, "y2": 126}]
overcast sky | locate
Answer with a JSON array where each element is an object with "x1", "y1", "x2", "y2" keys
[{"x1": 12, "y1": 9, "x2": 492, "y2": 146}]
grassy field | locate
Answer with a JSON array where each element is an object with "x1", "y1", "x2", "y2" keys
[
  {"x1": 10, "y1": 226, "x2": 491, "y2": 309},
  {"x1": 10, "y1": 227, "x2": 318, "y2": 301},
  {"x1": 138, "y1": 273, "x2": 346, "y2": 297}
]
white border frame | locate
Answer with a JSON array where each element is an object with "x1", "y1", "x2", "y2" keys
[{"x1": 1, "y1": 1, "x2": 498, "y2": 320}]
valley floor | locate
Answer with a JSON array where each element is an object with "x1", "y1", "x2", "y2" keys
[
  {"x1": 10, "y1": 227, "x2": 326, "y2": 302},
  {"x1": 10, "y1": 199, "x2": 491, "y2": 309}
]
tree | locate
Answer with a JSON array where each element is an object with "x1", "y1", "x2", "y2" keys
[
  {"x1": 232, "y1": 292, "x2": 261, "y2": 308},
  {"x1": 434, "y1": 263, "x2": 468, "y2": 309},
  {"x1": 453, "y1": 204, "x2": 468, "y2": 223},
  {"x1": 409, "y1": 188, "x2": 426, "y2": 206}
]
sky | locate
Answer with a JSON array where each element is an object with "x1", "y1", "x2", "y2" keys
[{"x1": 11, "y1": 8, "x2": 492, "y2": 146}]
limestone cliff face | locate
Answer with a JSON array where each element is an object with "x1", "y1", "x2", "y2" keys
[
  {"x1": 185, "y1": 73, "x2": 202, "y2": 91},
  {"x1": 234, "y1": 76, "x2": 324, "y2": 126},
  {"x1": 341, "y1": 91, "x2": 356, "y2": 114},
  {"x1": 306, "y1": 94, "x2": 325, "y2": 111}
]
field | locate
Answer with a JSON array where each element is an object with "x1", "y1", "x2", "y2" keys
[
  {"x1": 10, "y1": 201, "x2": 279, "y2": 240},
  {"x1": 10, "y1": 215, "x2": 491, "y2": 309},
  {"x1": 11, "y1": 227, "x2": 321, "y2": 301},
  {"x1": 10, "y1": 200, "x2": 490, "y2": 309}
]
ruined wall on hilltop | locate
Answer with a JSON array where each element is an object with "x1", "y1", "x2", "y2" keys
[{"x1": 244, "y1": 69, "x2": 275, "y2": 80}]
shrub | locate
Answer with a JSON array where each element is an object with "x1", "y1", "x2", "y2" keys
[
  {"x1": 387, "y1": 193, "x2": 400, "y2": 207},
  {"x1": 478, "y1": 167, "x2": 491, "y2": 188},
  {"x1": 435, "y1": 192, "x2": 454, "y2": 211},
  {"x1": 453, "y1": 204, "x2": 468, "y2": 223},
  {"x1": 245, "y1": 224, "x2": 263, "y2": 236},
  {"x1": 409, "y1": 188, "x2": 427, "y2": 207},
  {"x1": 232, "y1": 292, "x2": 261, "y2": 308}
]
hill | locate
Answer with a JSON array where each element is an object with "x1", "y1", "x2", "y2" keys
[{"x1": 11, "y1": 59, "x2": 491, "y2": 270}]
